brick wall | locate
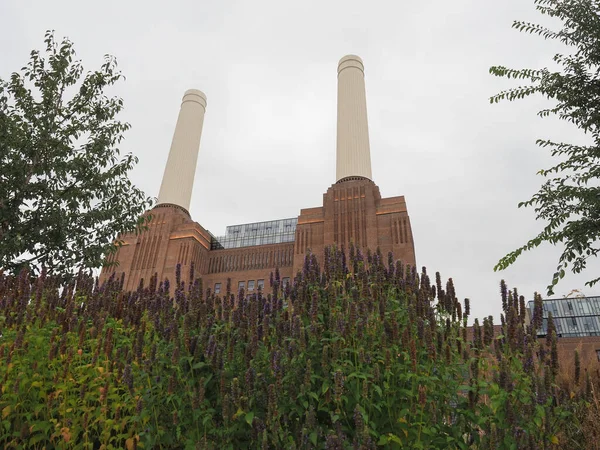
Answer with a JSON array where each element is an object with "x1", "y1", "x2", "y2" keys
[{"x1": 101, "y1": 178, "x2": 416, "y2": 293}]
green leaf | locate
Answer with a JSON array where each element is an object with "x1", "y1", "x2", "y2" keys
[
  {"x1": 388, "y1": 434, "x2": 403, "y2": 444},
  {"x1": 28, "y1": 433, "x2": 48, "y2": 446},
  {"x1": 377, "y1": 435, "x2": 389, "y2": 445}
]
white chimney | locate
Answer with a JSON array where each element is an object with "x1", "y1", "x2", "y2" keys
[
  {"x1": 336, "y1": 55, "x2": 372, "y2": 181},
  {"x1": 157, "y1": 89, "x2": 207, "y2": 212}
]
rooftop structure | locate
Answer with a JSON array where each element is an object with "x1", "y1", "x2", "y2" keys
[
  {"x1": 527, "y1": 296, "x2": 600, "y2": 338},
  {"x1": 211, "y1": 218, "x2": 297, "y2": 250}
]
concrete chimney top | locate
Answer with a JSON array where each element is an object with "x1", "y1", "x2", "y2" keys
[
  {"x1": 338, "y1": 55, "x2": 364, "y2": 74},
  {"x1": 182, "y1": 89, "x2": 207, "y2": 109}
]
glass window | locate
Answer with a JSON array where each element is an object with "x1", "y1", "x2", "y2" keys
[
  {"x1": 238, "y1": 281, "x2": 246, "y2": 291},
  {"x1": 248, "y1": 280, "x2": 255, "y2": 291},
  {"x1": 555, "y1": 320, "x2": 563, "y2": 332},
  {"x1": 582, "y1": 299, "x2": 591, "y2": 314},
  {"x1": 214, "y1": 283, "x2": 221, "y2": 294},
  {"x1": 597, "y1": 349, "x2": 600, "y2": 362},
  {"x1": 257, "y1": 279, "x2": 265, "y2": 290},
  {"x1": 282, "y1": 277, "x2": 290, "y2": 287},
  {"x1": 212, "y1": 218, "x2": 297, "y2": 249},
  {"x1": 571, "y1": 317, "x2": 578, "y2": 327}
]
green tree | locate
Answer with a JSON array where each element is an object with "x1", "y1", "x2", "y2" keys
[
  {"x1": 491, "y1": 0, "x2": 600, "y2": 294},
  {"x1": 0, "y1": 31, "x2": 152, "y2": 277}
]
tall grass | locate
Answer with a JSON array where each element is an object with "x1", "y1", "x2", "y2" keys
[{"x1": 0, "y1": 245, "x2": 597, "y2": 449}]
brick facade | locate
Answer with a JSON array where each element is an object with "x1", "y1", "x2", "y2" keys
[
  {"x1": 465, "y1": 326, "x2": 600, "y2": 381},
  {"x1": 100, "y1": 177, "x2": 416, "y2": 292},
  {"x1": 554, "y1": 336, "x2": 600, "y2": 382}
]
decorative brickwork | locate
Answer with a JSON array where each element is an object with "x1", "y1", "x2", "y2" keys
[{"x1": 100, "y1": 178, "x2": 416, "y2": 292}]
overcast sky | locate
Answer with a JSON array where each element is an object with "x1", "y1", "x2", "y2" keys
[{"x1": 2, "y1": 0, "x2": 599, "y2": 321}]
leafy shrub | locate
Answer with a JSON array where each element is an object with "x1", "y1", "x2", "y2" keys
[{"x1": 0, "y1": 245, "x2": 597, "y2": 448}]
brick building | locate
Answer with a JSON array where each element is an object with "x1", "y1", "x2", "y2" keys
[{"x1": 100, "y1": 55, "x2": 416, "y2": 292}]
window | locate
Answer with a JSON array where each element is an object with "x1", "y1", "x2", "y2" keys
[
  {"x1": 238, "y1": 281, "x2": 246, "y2": 291},
  {"x1": 282, "y1": 277, "x2": 290, "y2": 287},
  {"x1": 214, "y1": 283, "x2": 221, "y2": 294},
  {"x1": 257, "y1": 279, "x2": 265, "y2": 290},
  {"x1": 597, "y1": 349, "x2": 600, "y2": 362},
  {"x1": 555, "y1": 319, "x2": 563, "y2": 333},
  {"x1": 571, "y1": 317, "x2": 578, "y2": 327},
  {"x1": 248, "y1": 280, "x2": 255, "y2": 291},
  {"x1": 582, "y1": 299, "x2": 591, "y2": 314}
]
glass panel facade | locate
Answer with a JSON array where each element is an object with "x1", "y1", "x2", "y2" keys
[
  {"x1": 527, "y1": 296, "x2": 600, "y2": 337},
  {"x1": 210, "y1": 218, "x2": 298, "y2": 250}
]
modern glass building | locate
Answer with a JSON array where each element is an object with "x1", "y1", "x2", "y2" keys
[
  {"x1": 210, "y1": 218, "x2": 298, "y2": 250},
  {"x1": 527, "y1": 296, "x2": 600, "y2": 338}
]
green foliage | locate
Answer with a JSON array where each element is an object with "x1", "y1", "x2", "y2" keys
[
  {"x1": 0, "y1": 247, "x2": 596, "y2": 448},
  {"x1": 0, "y1": 31, "x2": 153, "y2": 277},
  {"x1": 490, "y1": 0, "x2": 600, "y2": 295}
]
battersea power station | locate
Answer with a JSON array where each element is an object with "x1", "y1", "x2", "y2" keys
[{"x1": 101, "y1": 55, "x2": 416, "y2": 293}]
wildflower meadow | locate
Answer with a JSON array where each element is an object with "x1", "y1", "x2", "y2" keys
[{"x1": 0, "y1": 245, "x2": 598, "y2": 448}]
